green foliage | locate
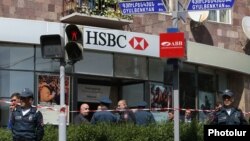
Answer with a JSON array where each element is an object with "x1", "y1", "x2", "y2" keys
[
  {"x1": 0, "y1": 122, "x2": 204, "y2": 141},
  {"x1": 0, "y1": 128, "x2": 12, "y2": 141}
]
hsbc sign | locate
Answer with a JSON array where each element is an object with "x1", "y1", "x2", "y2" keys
[{"x1": 83, "y1": 26, "x2": 158, "y2": 57}]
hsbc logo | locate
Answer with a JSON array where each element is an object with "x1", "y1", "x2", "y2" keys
[
  {"x1": 160, "y1": 41, "x2": 183, "y2": 48},
  {"x1": 85, "y1": 30, "x2": 149, "y2": 51},
  {"x1": 83, "y1": 27, "x2": 158, "y2": 57},
  {"x1": 129, "y1": 37, "x2": 148, "y2": 50}
]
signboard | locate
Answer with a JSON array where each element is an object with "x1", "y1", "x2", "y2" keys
[
  {"x1": 159, "y1": 32, "x2": 185, "y2": 58},
  {"x1": 83, "y1": 26, "x2": 159, "y2": 58},
  {"x1": 187, "y1": 0, "x2": 235, "y2": 11},
  {"x1": 118, "y1": 0, "x2": 167, "y2": 15},
  {"x1": 37, "y1": 74, "x2": 70, "y2": 125},
  {"x1": 77, "y1": 84, "x2": 110, "y2": 103}
]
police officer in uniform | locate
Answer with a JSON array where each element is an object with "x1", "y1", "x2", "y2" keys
[
  {"x1": 91, "y1": 96, "x2": 117, "y2": 124},
  {"x1": 11, "y1": 88, "x2": 44, "y2": 141},
  {"x1": 134, "y1": 101, "x2": 155, "y2": 125},
  {"x1": 210, "y1": 89, "x2": 248, "y2": 125}
]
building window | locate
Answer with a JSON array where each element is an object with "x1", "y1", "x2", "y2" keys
[
  {"x1": 0, "y1": 44, "x2": 34, "y2": 70},
  {"x1": 208, "y1": 9, "x2": 232, "y2": 24},
  {"x1": 114, "y1": 53, "x2": 148, "y2": 80}
]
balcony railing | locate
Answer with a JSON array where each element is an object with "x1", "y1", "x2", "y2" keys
[{"x1": 63, "y1": 0, "x2": 133, "y2": 21}]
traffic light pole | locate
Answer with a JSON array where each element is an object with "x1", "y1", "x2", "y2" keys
[{"x1": 59, "y1": 59, "x2": 66, "y2": 141}]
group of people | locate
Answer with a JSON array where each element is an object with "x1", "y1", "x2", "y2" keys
[
  {"x1": 74, "y1": 97, "x2": 156, "y2": 126},
  {"x1": 167, "y1": 89, "x2": 248, "y2": 125},
  {"x1": 7, "y1": 88, "x2": 249, "y2": 141}
]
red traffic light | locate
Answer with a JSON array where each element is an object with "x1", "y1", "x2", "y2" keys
[
  {"x1": 65, "y1": 24, "x2": 83, "y2": 64},
  {"x1": 65, "y1": 24, "x2": 82, "y2": 42}
]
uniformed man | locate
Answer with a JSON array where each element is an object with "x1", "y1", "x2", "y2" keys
[
  {"x1": 134, "y1": 101, "x2": 155, "y2": 126},
  {"x1": 11, "y1": 88, "x2": 44, "y2": 141},
  {"x1": 210, "y1": 89, "x2": 248, "y2": 125},
  {"x1": 90, "y1": 96, "x2": 117, "y2": 124}
]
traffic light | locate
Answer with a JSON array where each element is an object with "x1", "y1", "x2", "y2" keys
[
  {"x1": 65, "y1": 24, "x2": 83, "y2": 64},
  {"x1": 40, "y1": 34, "x2": 64, "y2": 59}
]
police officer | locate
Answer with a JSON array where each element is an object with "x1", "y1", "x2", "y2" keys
[
  {"x1": 11, "y1": 88, "x2": 44, "y2": 141},
  {"x1": 210, "y1": 89, "x2": 248, "y2": 125},
  {"x1": 91, "y1": 96, "x2": 117, "y2": 124},
  {"x1": 134, "y1": 101, "x2": 155, "y2": 125}
]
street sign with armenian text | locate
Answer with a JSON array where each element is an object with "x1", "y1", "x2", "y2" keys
[
  {"x1": 187, "y1": 0, "x2": 235, "y2": 11},
  {"x1": 118, "y1": 0, "x2": 167, "y2": 15}
]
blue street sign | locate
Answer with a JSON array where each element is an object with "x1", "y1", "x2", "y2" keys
[
  {"x1": 118, "y1": 0, "x2": 167, "y2": 15},
  {"x1": 187, "y1": 0, "x2": 235, "y2": 11}
]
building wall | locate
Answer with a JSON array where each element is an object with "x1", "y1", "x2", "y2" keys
[
  {"x1": 130, "y1": 0, "x2": 250, "y2": 54},
  {"x1": 0, "y1": 0, "x2": 62, "y2": 22}
]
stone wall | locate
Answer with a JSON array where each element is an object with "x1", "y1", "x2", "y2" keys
[
  {"x1": 0, "y1": 0, "x2": 63, "y2": 22},
  {"x1": 130, "y1": 0, "x2": 250, "y2": 54}
]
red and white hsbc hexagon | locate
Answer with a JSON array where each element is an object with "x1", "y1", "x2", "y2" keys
[
  {"x1": 159, "y1": 32, "x2": 186, "y2": 58},
  {"x1": 83, "y1": 26, "x2": 159, "y2": 57}
]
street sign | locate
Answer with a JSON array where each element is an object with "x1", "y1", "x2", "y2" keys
[
  {"x1": 187, "y1": 0, "x2": 235, "y2": 11},
  {"x1": 118, "y1": 0, "x2": 167, "y2": 15}
]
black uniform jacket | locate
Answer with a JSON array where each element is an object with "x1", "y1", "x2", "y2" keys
[{"x1": 11, "y1": 106, "x2": 44, "y2": 141}]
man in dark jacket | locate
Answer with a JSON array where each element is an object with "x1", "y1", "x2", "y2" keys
[
  {"x1": 210, "y1": 89, "x2": 248, "y2": 125},
  {"x1": 11, "y1": 88, "x2": 44, "y2": 141},
  {"x1": 134, "y1": 101, "x2": 155, "y2": 125},
  {"x1": 74, "y1": 103, "x2": 90, "y2": 124},
  {"x1": 117, "y1": 99, "x2": 136, "y2": 124},
  {"x1": 91, "y1": 96, "x2": 117, "y2": 124}
]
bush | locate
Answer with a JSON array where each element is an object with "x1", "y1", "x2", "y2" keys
[{"x1": 0, "y1": 122, "x2": 204, "y2": 141}]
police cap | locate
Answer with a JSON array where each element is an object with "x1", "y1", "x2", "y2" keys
[
  {"x1": 99, "y1": 96, "x2": 112, "y2": 104},
  {"x1": 222, "y1": 89, "x2": 234, "y2": 97},
  {"x1": 20, "y1": 88, "x2": 33, "y2": 98},
  {"x1": 137, "y1": 101, "x2": 148, "y2": 107}
]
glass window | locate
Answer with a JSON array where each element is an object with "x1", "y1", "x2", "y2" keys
[
  {"x1": 114, "y1": 53, "x2": 148, "y2": 80},
  {"x1": 179, "y1": 64, "x2": 196, "y2": 109},
  {"x1": 0, "y1": 44, "x2": 34, "y2": 70},
  {"x1": 149, "y1": 58, "x2": 164, "y2": 82},
  {"x1": 198, "y1": 66, "x2": 215, "y2": 92},
  {"x1": 216, "y1": 70, "x2": 228, "y2": 92},
  {"x1": 122, "y1": 83, "x2": 144, "y2": 107},
  {"x1": 0, "y1": 70, "x2": 34, "y2": 97},
  {"x1": 74, "y1": 50, "x2": 113, "y2": 76},
  {"x1": 197, "y1": 66, "x2": 216, "y2": 122},
  {"x1": 0, "y1": 70, "x2": 34, "y2": 126},
  {"x1": 208, "y1": 9, "x2": 232, "y2": 24}
]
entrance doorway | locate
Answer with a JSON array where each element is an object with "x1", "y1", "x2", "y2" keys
[{"x1": 71, "y1": 75, "x2": 145, "y2": 122}]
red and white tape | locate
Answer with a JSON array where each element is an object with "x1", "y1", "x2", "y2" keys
[{"x1": 1, "y1": 99, "x2": 250, "y2": 115}]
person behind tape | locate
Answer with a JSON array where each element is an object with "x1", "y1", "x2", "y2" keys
[
  {"x1": 90, "y1": 96, "x2": 117, "y2": 124},
  {"x1": 210, "y1": 89, "x2": 248, "y2": 125},
  {"x1": 11, "y1": 88, "x2": 44, "y2": 141},
  {"x1": 134, "y1": 101, "x2": 155, "y2": 126}
]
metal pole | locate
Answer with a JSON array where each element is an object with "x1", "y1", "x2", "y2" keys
[
  {"x1": 59, "y1": 60, "x2": 66, "y2": 141},
  {"x1": 173, "y1": 1, "x2": 180, "y2": 141},
  {"x1": 173, "y1": 62, "x2": 180, "y2": 141}
]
